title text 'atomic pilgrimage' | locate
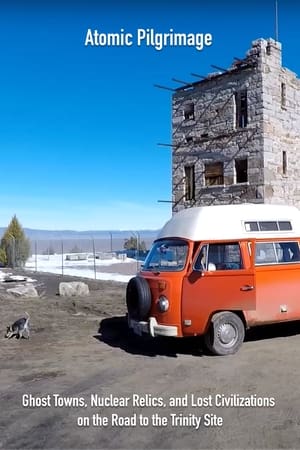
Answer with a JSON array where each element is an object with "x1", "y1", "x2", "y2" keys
[{"x1": 84, "y1": 28, "x2": 213, "y2": 51}]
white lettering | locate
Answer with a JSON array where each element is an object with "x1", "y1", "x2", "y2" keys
[
  {"x1": 90, "y1": 394, "x2": 130, "y2": 407},
  {"x1": 84, "y1": 28, "x2": 213, "y2": 51},
  {"x1": 111, "y1": 413, "x2": 137, "y2": 427},
  {"x1": 84, "y1": 28, "x2": 94, "y2": 46},
  {"x1": 22, "y1": 394, "x2": 51, "y2": 408},
  {"x1": 84, "y1": 29, "x2": 133, "y2": 47},
  {"x1": 170, "y1": 413, "x2": 202, "y2": 430},
  {"x1": 203, "y1": 413, "x2": 223, "y2": 427}
]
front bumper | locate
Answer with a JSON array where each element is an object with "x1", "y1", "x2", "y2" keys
[{"x1": 128, "y1": 316, "x2": 178, "y2": 337}]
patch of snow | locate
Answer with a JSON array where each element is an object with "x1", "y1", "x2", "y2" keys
[
  {"x1": 6, "y1": 275, "x2": 27, "y2": 281},
  {"x1": 25, "y1": 254, "x2": 135, "y2": 283},
  {"x1": 25, "y1": 277, "x2": 37, "y2": 283}
]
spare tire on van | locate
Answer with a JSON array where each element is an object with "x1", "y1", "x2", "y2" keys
[{"x1": 126, "y1": 276, "x2": 151, "y2": 321}]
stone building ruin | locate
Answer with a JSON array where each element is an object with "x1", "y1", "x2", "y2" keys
[{"x1": 172, "y1": 38, "x2": 300, "y2": 213}]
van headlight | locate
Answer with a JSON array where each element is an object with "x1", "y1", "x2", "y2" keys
[{"x1": 158, "y1": 296, "x2": 169, "y2": 312}]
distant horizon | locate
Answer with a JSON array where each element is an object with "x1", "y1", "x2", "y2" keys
[
  {"x1": 0, "y1": 225, "x2": 158, "y2": 254},
  {"x1": 0, "y1": 225, "x2": 159, "y2": 239},
  {"x1": 6, "y1": 226, "x2": 160, "y2": 233}
]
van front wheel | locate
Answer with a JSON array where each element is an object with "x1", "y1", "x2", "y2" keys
[{"x1": 204, "y1": 312, "x2": 245, "y2": 356}]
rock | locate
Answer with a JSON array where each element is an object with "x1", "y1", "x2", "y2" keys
[
  {"x1": 59, "y1": 282, "x2": 90, "y2": 297},
  {"x1": 6, "y1": 285, "x2": 39, "y2": 298}
]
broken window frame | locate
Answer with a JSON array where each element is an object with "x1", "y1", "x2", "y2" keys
[
  {"x1": 185, "y1": 135, "x2": 194, "y2": 144},
  {"x1": 235, "y1": 90, "x2": 248, "y2": 128},
  {"x1": 204, "y1": 162, "x2": 224, "y2": 186},
  {"x1": 183, "y1": 103, "x2": 195, "y2": 121},
  {"x1": 184, "y1": 165, "x2": 195, "y2": 201}
]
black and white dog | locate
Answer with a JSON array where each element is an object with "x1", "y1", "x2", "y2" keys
[{"x1": 5, "y1": 312, "x2": 30, "y2": 339}]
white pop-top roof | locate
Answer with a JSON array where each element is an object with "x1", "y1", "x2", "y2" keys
[{"x1": 157, "y1": 204, "x2": 300, "y2": 241}]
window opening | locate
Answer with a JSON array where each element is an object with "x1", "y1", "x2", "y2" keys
[
  {"x1": 204, "y1": 162, "x2": 224, "y2": 186},
  {"x1": 184, "y1": 103, "x2": 195, "y2": 120},
  {"x1": 184, "y1": 165, "x2": 195, "y2": 200},
  {"x1": 245, "y1": 221, "x2": 292, "y2": 232},
  {"x1": 281, "y1": 83, "x2": 286, "y2": 108},
  {"x1": 195, "y1": 242, "x2": 242, "y2": 271},
  {"x1": 235, "y1": 90, "x2": 248, "y2": 128},
  {"x1": 255, "y1": 241, "x2": 300, "y2": 265},
  {"x1": 235, "y1": 158, "x2": 248, "y2": 183},
  {"x1": 282, "y1": 151, "x2": 287, "y2": 175}
]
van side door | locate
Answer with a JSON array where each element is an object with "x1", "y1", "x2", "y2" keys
[
  {"x1": 247, "y1": 239, "x2": 300, "y2": 324},
  {"x1": 181, "y1": 240, "x2": 256, "y2": 336}
]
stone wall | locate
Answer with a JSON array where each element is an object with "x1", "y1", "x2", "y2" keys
[
  {"x1": 261, "y1": 39, "x2": 300, "y2": 207},
  {"x1": 172, "y1": 37, "x2": 300, "y2": 213}
]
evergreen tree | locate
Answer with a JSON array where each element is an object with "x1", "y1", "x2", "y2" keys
[
  {"x1": 123, "y1": 237, "x2": 147, "y2": 252},
  {"x1": 42, "y1": 245, "x2": 55, "y2": 256},
  {"x1": 0, "y1": 247, "x2": 7, "y2": 266},
  {"x1": 0, "y1": 215, "x2": 31, "y2": 267},
  {"x1": 69, "y1": 244, "x2": 82, "y2": 253}
]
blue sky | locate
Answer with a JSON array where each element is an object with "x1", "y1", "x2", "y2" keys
[{"x1": 1, "y1": 0, "x2": 300, "y2": 231}]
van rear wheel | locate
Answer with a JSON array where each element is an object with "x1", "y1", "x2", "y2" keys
[{"x1": 204, "y1": 312, "x2": 245, "y2": 356}]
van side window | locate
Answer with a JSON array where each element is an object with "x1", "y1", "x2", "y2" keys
[
  {"x1": 194, "y1": 243, "x2": 243, "y2": 270},
  {"x1": 255, "y1": 241, "x2": 300, "y2": 265},
  {"x1": 194, "y1": 244, "x2": 209, "y2": 270}
]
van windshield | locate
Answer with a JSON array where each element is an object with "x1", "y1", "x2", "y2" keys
[{"x1": 143, "y1": 239, "x2": 188, "y2": 272}]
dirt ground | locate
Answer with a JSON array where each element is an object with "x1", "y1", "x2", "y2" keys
[{"x1": 1, "y1": 270, "x2": 300, "y2": 449}]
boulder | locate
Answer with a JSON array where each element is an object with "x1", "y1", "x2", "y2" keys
[
  {"x1": 6, "y1": 285, "x2": 39, "y2": 298},
  {"x1": 59, "y1": 282, "x2": 90, "y2": 297}
]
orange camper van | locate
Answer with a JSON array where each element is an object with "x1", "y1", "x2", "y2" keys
[{"x1": 126, "y1": 204, "x2": 300, "y2": 355}]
